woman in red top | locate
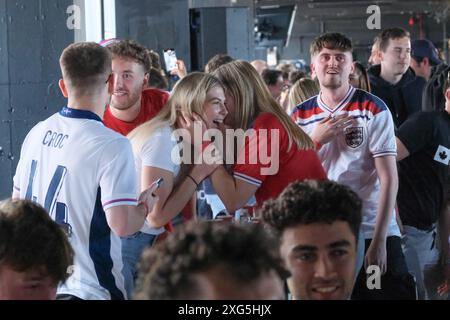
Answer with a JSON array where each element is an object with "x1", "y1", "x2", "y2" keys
[{"x1": 210, "y1": 60, "x2": 327, "y2": 211}]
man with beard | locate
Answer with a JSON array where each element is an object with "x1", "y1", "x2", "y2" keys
[
  {"x1": 103, "y1": 39, "x2": 169, "y2": 136},
  {"x1": 292, "y1": 32, "x2": 415, "y2": 299},
  {"x1": 102, "y1": 39, "x2": 170, "y2": 298},
  {"x1": 368, "y1": 28, "x2": 426, "y2": 127}
]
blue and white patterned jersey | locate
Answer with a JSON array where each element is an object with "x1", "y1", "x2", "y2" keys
[
  {"x1": 13, "y1": 107, "x2": 138, "y2": 300},
  {"x1": 292, "y1": 87, "x2": 400, "y2": 238}
]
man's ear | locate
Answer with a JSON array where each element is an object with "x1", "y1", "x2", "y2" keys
[
  {"x1": 59, "y1": 79, "x2": 68, "y2": 98},
  {"x1": 377, "y1": 49, "x2": 384, "y2": 62},
  {"x1": 143, "y1": 72, "x2": 149, "y2": 88},
  {"x1": 310, "y1": 62, "x2": 315, "y2": 74},
  {"x1": 445, "y1": 87, "x2": 450, "y2": 101},
  {"x1": 108, "y1": 75, "x2": 114, "y2": 95},
  {"x1": 423, "y1": 57, "x2": 430, "y2": 67},
  {"x1": 350, "y1": 61, "x2": 355, "y2": 75}
]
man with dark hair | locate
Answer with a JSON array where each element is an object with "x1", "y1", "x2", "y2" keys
[
  {"x1": 12, "y1": 42, "x2": 159, "y2": 300},
  {"x1": 368, "y1": 27, "x2": 426, "y2": 127},
  {"x1": 262, "y1": 69, "x2": 285, "y2": 102},
  {"x1": 292, "y1": 32, "x2": 415, "y2": 300},
  {"x1": 204, "y1": 53, "x2": 234, "y2": 73},
  {"x1": 134, "y1": 221, "x2": 287, "y2": 300},
  {"x1": 410, "y1": 39, "x2": 442, "y2": 82},
  {"x1": 262, "y1": 180, "x2": 361, "y2": 300},
  {"x1": 0, "y1": 199, "x2": 73, "y2": 300},
  {"x1": 104, "y1": 39, "x2": 169, "y2": 136},
  {"x1": 395, "y1": 72, "x2": 450, "y2": 299}
]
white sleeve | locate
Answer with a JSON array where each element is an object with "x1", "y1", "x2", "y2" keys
[
  {"x1": 98, "y1": 137, "x2": 139, "y2": 211},
  {"x1": 141, "y1": 128, "x2": 177, "y2": 173},
  {"x1": 369, "y1": 108, "x2": 397, "y2": 158},
  {"x1": 12, "y1": 127, "x2": 35, "y2": 195}
]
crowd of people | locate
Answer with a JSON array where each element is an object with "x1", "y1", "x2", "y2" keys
[{"x1": 1, "y1": 26, "x2": 449, "y2": 300}]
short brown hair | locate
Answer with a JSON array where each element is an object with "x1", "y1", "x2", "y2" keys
[
  {"x1": 310, "y1": 32, "x2": 353, "y2": 57},
  {"x1": 0, "y1": 199, "x2": 74, "y2": 285},
  {"x1": 134, "y1": 221, "x2": 289, "y2": 300},
  {"x1": 262, "y1": 180, "x2": 362, "y2": 241},
  {"x1": 146, "y1": 49, "x2": 161, "y2": 70},
  {"x1": 107, "y1": 39, "x2": 151, "y2": 73},
  {"x1": 205, "y1": 54, "x2": 234, "y2": 73},
  {"x1": 378, "y1": 27, "x2": 410, "y2": 52},
  {"x1": 59, "y1": 42, "x2": 111, "y2": 96}
]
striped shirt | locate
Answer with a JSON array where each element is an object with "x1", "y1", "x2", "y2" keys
[{"x1": 292, "y1": 87, "x2": 400, "y2": 238}]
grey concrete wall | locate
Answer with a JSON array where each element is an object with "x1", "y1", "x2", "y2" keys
[
  {"x1": 115, "y1": 0, "x2": 191, "y2": 71},
  {"x1": 0, "y1": 0, "x2": 73, "y2": 199}
]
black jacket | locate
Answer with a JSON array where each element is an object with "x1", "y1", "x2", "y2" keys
[{"x1": 368, "y1": 65, "x2": 426, "y2": 127}]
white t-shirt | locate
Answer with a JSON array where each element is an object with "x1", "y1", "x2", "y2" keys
[
  {"x1": 292, "y1": 87, "x2": 400, "y2": 239},
  {"x1": 134, "y1": 125, "x2": 180, "y2": 234},
  {"x1": 13, "y1": 107, "x2": 138, "y2": 300}
]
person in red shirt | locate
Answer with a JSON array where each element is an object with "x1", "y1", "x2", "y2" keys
[
  {"x1": 206, "y1": 60, "x2": 327, "y2": 211},
  {"x1": 102, "y1": 39, "x2": 170, "y2": 298},
  {"x1": 103, "y1": 39, "x2": 169, "y2": 136}
]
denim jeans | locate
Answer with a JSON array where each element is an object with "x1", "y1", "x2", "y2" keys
[
  {"x1": 121, "y1": 232, "x2": 157, "y2": 299},
  {"x1": 355, "y1": 230, "x2": 365, "y2": 279},
  {"x1": 401, "y1": 224, "x2": 438, "y2": 300}
]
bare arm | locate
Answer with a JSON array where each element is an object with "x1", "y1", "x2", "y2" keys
[
  {"x1": 143, "y1": 166, "x2": 196, "y2": 228},
  {"x1": 105, "y1": 181, "x2": 159, "y2": 237},
  {"x1": 395, "y1": 137, "x2": 410, "y2": 161},
  {"x1": 12, "y1": 189, "x2": 19, "y2": 200},
  {"x1": 143, "y1": 164, "x2": 217, "y2": 228},
  {"x1": 210, "y1": 166, "x2": 258, "y2": 213},
  {"x1": 106, "y1": 204, "x2": 148, "y2": 237},
  {"x1": 365, "y1": 155, "x2": 398, "y2": 274}
]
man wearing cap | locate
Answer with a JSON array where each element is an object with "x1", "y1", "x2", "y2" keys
[
  {"x1": 410, "y1": 39, "x2": 442, "y2": 81},
  {"x1": 368, "y1": 27, "x2": 426, "y2": 127}
]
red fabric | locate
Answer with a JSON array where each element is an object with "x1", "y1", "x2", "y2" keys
[
  {"x1": 103, "y1": 88, "x2": 169, "y2": 136},
  {"x1": 233, "y1": 113, "x2": 327, "y2": 206}
]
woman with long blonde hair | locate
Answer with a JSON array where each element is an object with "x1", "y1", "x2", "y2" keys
[
  {"x1": 123, "y1": 72, "x2": 225, "y2": 296},
  {"x1": 288, "y1": 78, "x2": 320, "y2": 114},
  {"x1": 207, "y1": 60, "x2": 327, "y2": 212}
]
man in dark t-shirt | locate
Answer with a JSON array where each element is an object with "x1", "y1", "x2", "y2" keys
[{"x1": 396, "y1": 74, "x2": 450, "y2": 299}]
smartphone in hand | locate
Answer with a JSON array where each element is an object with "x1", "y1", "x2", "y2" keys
[
  {"x1": 154, "y1": 177, "x2": 164, "y2": 189},
  {"x1": 163, "y1": 49, "x2": 177, "y2": 72},
  {"x1": 150, "y1": 178, "x2": 164, "y2": 197}
]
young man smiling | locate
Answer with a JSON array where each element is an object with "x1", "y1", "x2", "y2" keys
[
  {"x1": 104, "y1": 39, "x2": 169, "y2": 136},
  {"x1": 262, "y1": 180, "x2": 362, "y2": 300},
  {"x1": 292, "y1": 32, "x2": 415, "y2": 299},
  {"x1": 368, "y1": 28, "x2": 426, "y2": 127},
  {"x1": 103, "y1": 40, "x2": 170, "y2": 298}
]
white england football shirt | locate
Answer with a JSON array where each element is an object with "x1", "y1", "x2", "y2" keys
[
  {"x1": 292, "y1": 87, "x2": 400, "y2": 239},
  {"x1": 13, "y1": 107, "x2": 138, "y2": 300}
]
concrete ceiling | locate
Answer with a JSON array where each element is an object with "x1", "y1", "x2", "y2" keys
[{"x1": 255, "y1": 0, "x2": 450, "y2": 23}]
